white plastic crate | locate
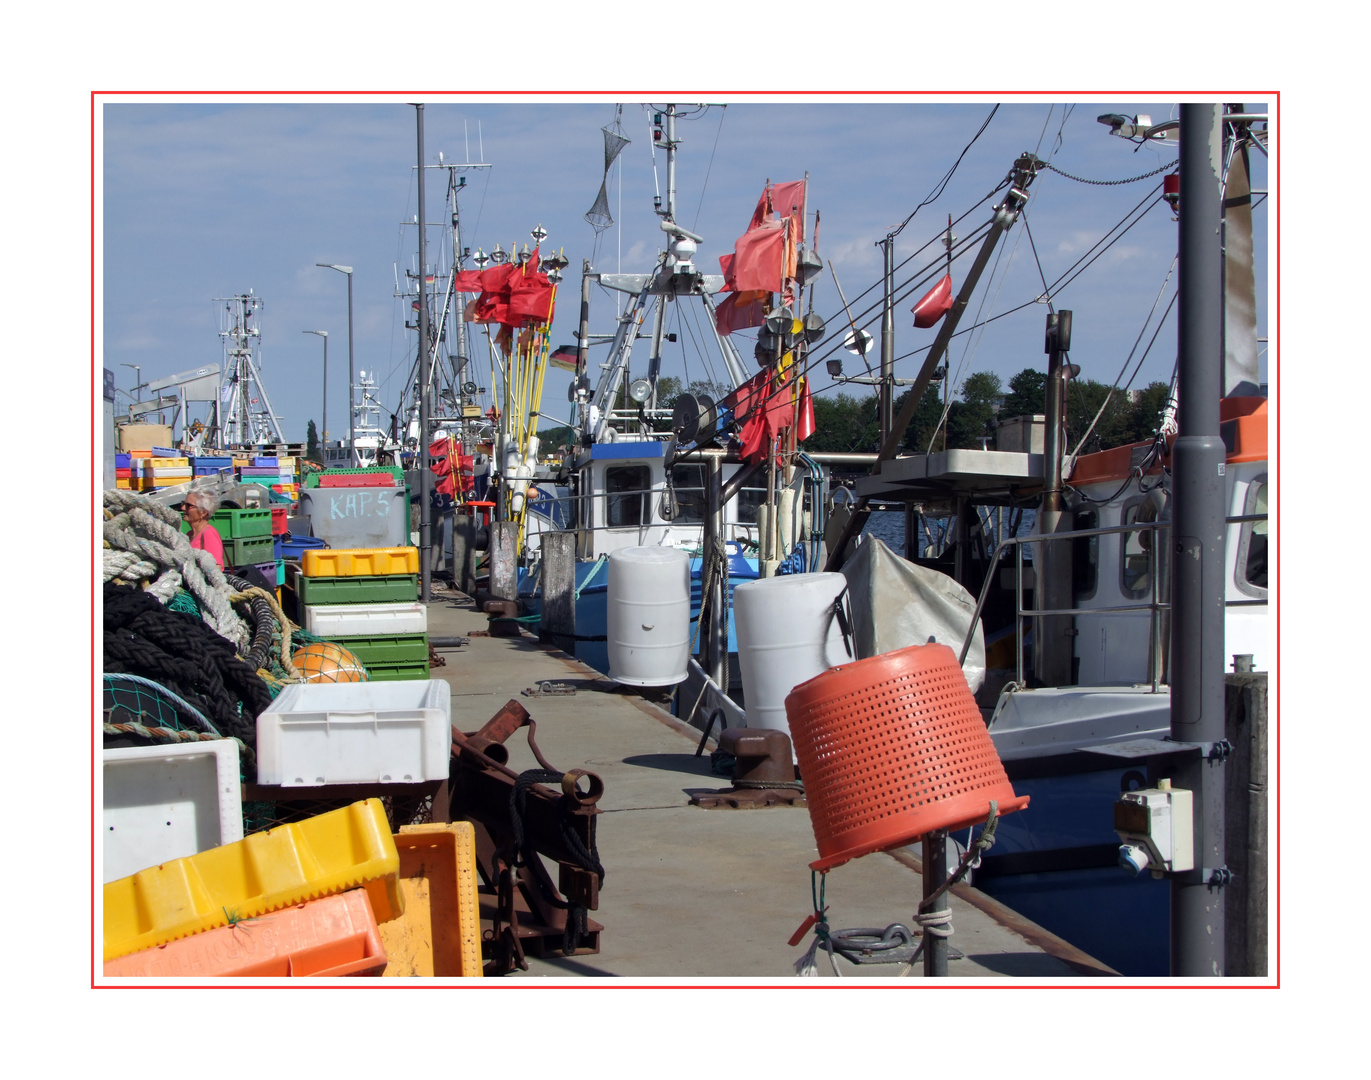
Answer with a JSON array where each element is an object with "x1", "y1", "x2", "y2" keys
[
  {"x1": 304, "y1": 601, "x2": 428, "y2": 638},
  {"x1": 255, "y1": 679, "x2": 451, "y2": 787},
  {"x1": 103, "y1": 740, "x2": 243, "y2": 883}
]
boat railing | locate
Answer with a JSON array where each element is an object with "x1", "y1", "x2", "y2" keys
[{"x1": 957, "y1": 513, "x2": 1268, "y2": 692}]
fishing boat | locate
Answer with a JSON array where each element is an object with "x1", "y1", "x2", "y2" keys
[{"x1": 512, "y1": 104, "x2": 833, "y2": 680}]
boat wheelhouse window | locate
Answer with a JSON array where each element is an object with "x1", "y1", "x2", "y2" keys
[
  {"x1": 1236, "y1": 477, "x2": 1268, "y2": 597},
  {"x1": 605, "y1": 465, "x2": 650, "y2": 528},
  {"x1": 1120, "y1": 498, "x2": 1165, "y2": 600},
  {"x1": 734, "y1": 480, "x2": 769, "y2": 524},
  {"x1": 1072, "y1": 509, "x2": 1098, "y2": 601},
  {"x1": 668, "y1": 464, "x2": 707, "y2": 525}
]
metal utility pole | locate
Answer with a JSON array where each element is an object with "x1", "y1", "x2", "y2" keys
[
  {"x1": 1170, "y1": 102, "x2": 1228, "y2": 977},
  {"x1": 879, "y1": 235, "x2": 895, "y2": 442},
  {"x1": 417, "y1": 104, "x2": 433, "y2": 603},
  {"x1": 1035, "y1": 310, "x2": 1075, "y2": 686}
]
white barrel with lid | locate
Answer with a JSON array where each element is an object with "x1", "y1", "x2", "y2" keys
[
  {"x1": 734, "y1": 572, "x2": 850, "y2": 735},
  {"x1": 607, "y1": 546, "x2": 691, "y2": 686}
]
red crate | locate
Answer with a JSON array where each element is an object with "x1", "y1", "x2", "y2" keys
[
  {"x1": 271, "y1": 506, "x2": 288, "y2": 535},
  {"x1": 318, "y1": 472, "x2": 396, "y2": 488}
]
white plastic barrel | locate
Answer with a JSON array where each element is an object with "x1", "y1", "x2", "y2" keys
[
  {"x1": 607, "y1": 547, "x2": 691, "y2": 686},
  {"x1": 734, "y1": 572, "x2": 851, "y2": 736}
]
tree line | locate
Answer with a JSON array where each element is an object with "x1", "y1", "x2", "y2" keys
[{"x1": 806, "y1": 368, "x2": 1172, "y2": 456}]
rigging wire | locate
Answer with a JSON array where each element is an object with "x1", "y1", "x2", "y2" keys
[
  {"x1": 886, "y1": 104, "x2": 1000, "y2": 241},
  {"x1": 1070, "y1": 282, "x2": 1179, "y2": 456},
  {"x1": 692, "y1": 105, "x2": 727, "y2": 232}
]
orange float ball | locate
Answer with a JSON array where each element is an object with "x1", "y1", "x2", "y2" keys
[{"x1": 291, "y1": 641, "x2": 368, "y2": 683}]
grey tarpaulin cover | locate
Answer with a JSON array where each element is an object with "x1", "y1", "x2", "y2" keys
[{"x1": 839, "y1": 536, "x2": 986, "y2": 692}]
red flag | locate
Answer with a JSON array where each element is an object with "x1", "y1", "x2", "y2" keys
[
  {"x1": 454, "y1": 269, "x2": 483, "y2": 291},
  {"x1": 714, "y1": 290, "x2": 768, "y2": 335},
  {"x1": 912, "y1": 274, "x2": 954, "y2": 328},
  {"x1": 794, "y1": 376, "x2": 815, "y2": 443},
  {"x1": 732, "y1": 219, "x2": 787, "y2": 293},
  {"x1": 718, "y1": 252, "x2": 736, "y2": 291}
]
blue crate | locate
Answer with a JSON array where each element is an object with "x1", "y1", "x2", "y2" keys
[
  {"x1": 276, "y1": 534, "x2": 327, "y2": 559},
  {"x1": 115, "y1": 453, "x2": 131, "y2": 468},
  {"x1": 252, "y1": 456, "x2": 279, "y2": 467}
]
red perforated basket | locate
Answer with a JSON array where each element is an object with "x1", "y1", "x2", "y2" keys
[{"x1": 784, "y1": 642, "x2": 1028, "y2": 871}]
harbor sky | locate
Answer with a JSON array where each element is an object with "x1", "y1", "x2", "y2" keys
[{"x1": 100, "y1": 97, "x2": 1268, "y2": 446}]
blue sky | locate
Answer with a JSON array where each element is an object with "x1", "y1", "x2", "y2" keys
[{"x1": 100, "y1": 97, "x2": 1267, "y2": 445}]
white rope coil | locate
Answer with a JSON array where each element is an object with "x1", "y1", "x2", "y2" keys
[{"x1": 102, "y1": 490, "x2": 251, "y2": 649}]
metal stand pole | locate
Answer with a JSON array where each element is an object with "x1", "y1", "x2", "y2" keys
[
  {"x1": 1170, "y1": 102, "x2": 1228, "y2": 977},
  {"x1": 922, "y1": 828, "x2": 949, "y2": 977}
]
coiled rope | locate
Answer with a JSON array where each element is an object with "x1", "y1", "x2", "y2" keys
[
  {"x1": 102, "y1": 490, "x2": 249, "y2": 650},
  {"x1": 103, "y1": 581, "x2": 272, "y2": 752},
  {"x1": 795, "y1": 802, "x2": 1002, "y2": 977}
]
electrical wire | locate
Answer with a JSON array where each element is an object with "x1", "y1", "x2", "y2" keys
[{"x1": 887, "y1": 105, "x2": 1000, "y2": 240}]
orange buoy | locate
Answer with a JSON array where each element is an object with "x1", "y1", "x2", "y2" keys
[
  {"x1": 784, "y1": 642, "x2": 1028, "y2": 872},
  {"x1": 291, "y1": 641, "x2": 368, "y2": 683}
]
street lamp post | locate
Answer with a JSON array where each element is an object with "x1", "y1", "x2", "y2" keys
[
  {"x1": 303, "y1": 330, "x2": 328, "y2": 460},
  {"x1": 317, "y1": 264, "x2": 355, "y2": 465},
  {"x1": 120, "y1": 363, "x2": 142, "y2": 403}
]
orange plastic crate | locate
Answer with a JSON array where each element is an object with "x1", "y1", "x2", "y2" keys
[{"x1": 103, "y1": 888, "x2": 388, "y2": 978}]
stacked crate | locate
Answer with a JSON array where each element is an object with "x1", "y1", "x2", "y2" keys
[
  {"x1": 272, "y1": 455, "x2": 300, "y2": 504},
  {"x1": 299, "y1": 546, "x2": 429, "y2": 682},
  {"x1": 192, "y1": 454, "x2": 233, "y2": 478},
  {"x1": 114, "y1": 453, "x2": 132, "y2": 489},
  {"x1": 134, "y1": 450, "x2": 192, "y2": 490},
  {"x1": 181, "y1": 507, "x2": 277, "y2": 581}
]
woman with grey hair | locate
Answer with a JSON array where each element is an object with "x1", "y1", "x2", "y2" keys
[{"x1": 182, "y1": 488, "x2": 226, "y2": 568}]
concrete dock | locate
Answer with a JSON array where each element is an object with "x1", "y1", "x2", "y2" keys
[{"x1": 419, "y1": 581, "x2": 1117, "y2": 980}]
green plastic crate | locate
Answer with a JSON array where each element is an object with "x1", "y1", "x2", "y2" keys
[
  {"x1": 328, "y1": 634, "x2": 429, "y2": 666},
  {"x1": 229, "y1": 535, "x2": 276, "y2": 566},
  {"x1": 297, "y1": 574, "x2": 419, "y2": 606},
  {"x1": 304, "y1": 466, "x2": 405, "y2": 489},
  {"x1": 364, "y1": 661, "x2": 431, "y2": 682},
  {"x1": 212, "y1": 508, "x2": 273, "y2": 539}
]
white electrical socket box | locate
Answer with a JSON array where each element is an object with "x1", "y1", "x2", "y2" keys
[{"x1": 1114, "y1": 782, "x2": 1194, "y2": 877}]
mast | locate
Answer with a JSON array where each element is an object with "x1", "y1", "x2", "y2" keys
[
  {"x1": 211, "y1": 292, "x2": 286, "y2": 448},
  {"x1": 823, "y1": 152, "x2": 1044, "y2": 572},
  {"x1": 417, "y1": 105, "x2": 433, "y2": 603}
]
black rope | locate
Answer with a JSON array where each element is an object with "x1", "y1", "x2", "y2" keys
[{"x1": 103, "y1": 582, "x2": 271, "y2": 751}]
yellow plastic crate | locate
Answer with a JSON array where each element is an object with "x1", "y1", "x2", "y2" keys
[
  {"x1": 302, "y1": 547, "x2": 420, "y2": 578},
  {"x1": 141, "y1": 457, "x2": 190, "y2": 470},
  {"x1": 380, "y1": 823, "x2": 484, "y2": 977},
  {"x1": 115, "y1": 477, "x2": 133, "y2": 489},
  {"x1": 102, "y1": 798, "x2": 404, "y2": 961}
]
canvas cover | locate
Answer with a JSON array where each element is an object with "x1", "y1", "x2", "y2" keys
[{"x1": 839, "y1": 536, "x2": 985, "y2": 692}]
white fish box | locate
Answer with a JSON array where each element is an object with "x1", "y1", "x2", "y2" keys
[
  {"x1": 103, "y1": 740, "x2": 243, "y2": 883},
  {"x1": 256, "y1": 679, "x2": 451, "y2": 787},
  {"x1": 303, "y1": 601, "x2": 428, "y2": 638}
]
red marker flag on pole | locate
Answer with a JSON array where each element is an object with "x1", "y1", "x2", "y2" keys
[{"x1": 912, "y1": 273, "x2": 954, "y2": 328}]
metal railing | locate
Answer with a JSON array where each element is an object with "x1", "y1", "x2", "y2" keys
[{"x1": 957, "y1": 513, "x2": 1268, "y2": 692}]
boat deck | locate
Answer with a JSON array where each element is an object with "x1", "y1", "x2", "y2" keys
[{"x1": 422, "y1": 585, "x2": 1116, "y2": 980}]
